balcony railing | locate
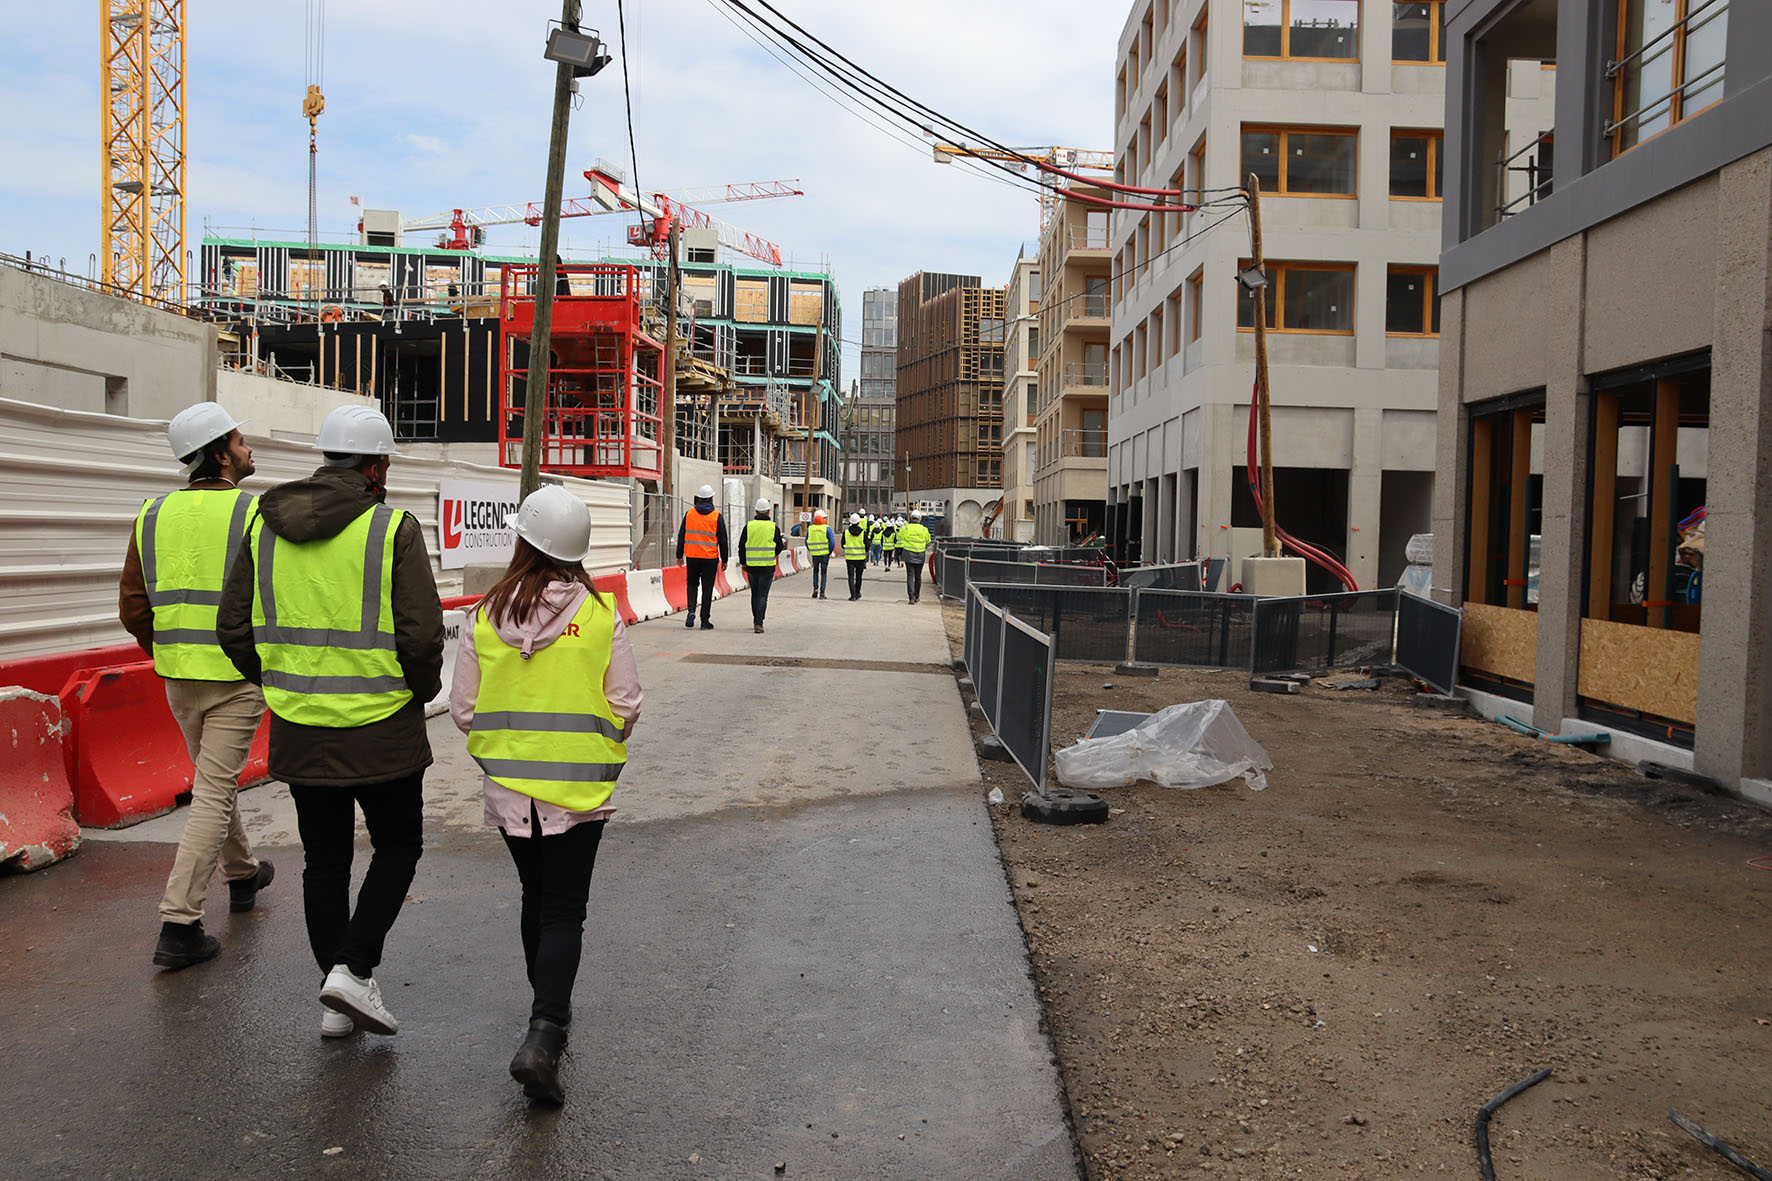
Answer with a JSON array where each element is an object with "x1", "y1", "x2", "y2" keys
[
  {"x1": 1068, "y1": 226, "x2": 1111, "y2": 251},
  {"x1": 1060, "y1": 293, "x2": 1110, "y2": 323},
  {"x1": 1496, "y1": 130, "x2": 1554, "y2": 220},
  {"x1": 1062, "y1": 361, "x2": 1108, "y2": 386},
  {"x1": 1061, "y1": 428, "x2": 1108, "y2": 459}
]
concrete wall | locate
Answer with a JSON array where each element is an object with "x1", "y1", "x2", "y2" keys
[
  {"x1": 0, "y1": 267, "x2": 216, "y2": 420},
  {"x1": 215, "y1": 370, "x2": 378, "y2": 440}
]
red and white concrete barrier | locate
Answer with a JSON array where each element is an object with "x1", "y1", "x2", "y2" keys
[{"x1": 0, "y1": 687, "x2": 81, "y2": 871}]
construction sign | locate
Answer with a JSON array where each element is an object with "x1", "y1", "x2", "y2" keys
[{"x1": 438, "y1": 478, "x2": 520, "y2": 569}]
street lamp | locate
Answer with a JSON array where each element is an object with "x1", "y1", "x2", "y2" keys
[{"x1": 543, "y1": 27, "x2": 611, "y2": 75}]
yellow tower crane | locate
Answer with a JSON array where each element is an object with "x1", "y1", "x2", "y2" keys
[
  {"x1": 930, "y1": 143, "x2": 1115, "y2": 230},
  {"x1": 100, "y1": 0, "x2": 187, "y2": 304}
]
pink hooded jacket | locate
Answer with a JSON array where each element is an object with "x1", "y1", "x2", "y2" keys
[{"x1": 450, "y1": 580, "x2": 642, "y2": 836}]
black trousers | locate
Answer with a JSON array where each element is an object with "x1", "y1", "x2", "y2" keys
[
  {"x1": 289, "y1": 773, "x2": 425, "y2": 978},
  {"x1": 847, "y1": 558, "x2": 866, "y2": 598},
  {"x1": 905, "y1": 554, "x2": 925, "y2": 600},
  {"x1": 747, "y1": 566, "x2": 775, "y2": 624},
  {"x1": 685, "y1": 556, "x2": 719, "y2": 622},
  {"x1": 502, "y1": 812, "x2": 606, "y2": 1026}
]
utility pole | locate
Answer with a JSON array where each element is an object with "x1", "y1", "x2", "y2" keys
[
  {"x1": 1246, "y1": 173, "x2": 1277, "y2": 559},
  {"x1": 661, "y1": 218, "x2": 680, "y2": 500},
  {"x1": 519, "y1": 0, "x2": 582, "y2": 500},
  {"x1": 799, "y1": 312, "x2": 824, "y2": 531}
]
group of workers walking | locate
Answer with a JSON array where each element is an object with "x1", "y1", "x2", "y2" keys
[{"x1": 127, "y1": 402, "x2": 634, "y2": 1106}]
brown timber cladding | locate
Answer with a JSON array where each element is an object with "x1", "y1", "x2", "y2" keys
[{"x1": 896, "y1": 272, "x2": 1006, "y2": 490}]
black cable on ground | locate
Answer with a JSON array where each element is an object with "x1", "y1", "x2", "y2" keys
[
  {"x1": 1669, "y1": 1110, "x2": 1772, "y2": 1180},
  {"x1": 1475, "y1": 1068, "x2": 1551, "y2": 1181}
]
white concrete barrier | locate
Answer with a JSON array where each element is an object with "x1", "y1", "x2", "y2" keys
[
  {"x1": 625, "y1": 568, "x2": 673, "y2": 621},
  {"x1": 427, "y1": 608, "x2": 469, "y2": 718}
]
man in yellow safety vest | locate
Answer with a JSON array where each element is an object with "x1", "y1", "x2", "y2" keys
[
  {"x1": 121, "y1": 403, "x2": 275, "y2": 970},
  {"x1": 739, "y1": 497, "x2": 785, "y2": 633},
  {"x1": 218, "y1": 404, "x2": 444, "y2": 1040},
  {"x1": 842, "y1": 512, "x2": 870, "y2": 600},
  {"x1": 898, "y1": 510, "x2": 933, "y2": 604},
  {"x1": 804, "y1": 509, "x2": 835, "y2": 600}
]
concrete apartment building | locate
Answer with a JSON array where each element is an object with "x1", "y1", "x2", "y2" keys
[
  {"x1": 1433, "y1": 0, "x2": 1771, "y2": 800},
  {"x1": 999, "y1": 249, "x2": 1040, "y2": 541},
  {"x1": 1107, "y1": 0, "x2": 1455, "y2": 587},
  {"x1": 1034, "y1": 189, "x2": 1113, "y2": 545},
  {"x1": 897, "y1": 271, "x2": 1007, "y2": 534},
  {"x1": 846, "y1": 287, "x2": 902, "y2": 517}
]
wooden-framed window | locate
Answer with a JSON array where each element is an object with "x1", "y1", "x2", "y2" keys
[
  {"x1": 1193, "y1": 7, "x2": 1209, "y2": 82},
  {"x1": 1243, "y1": 0, "x2": 1359, "y2": 61},
  {"x1": 1610, "y1": 0, "x2": 1728, "y2": 157},
  {"x1": 1189, "y1": 133, "x2": 1207, "y2": 199},
  {"x1": 1235, "y1": 260, "x2": 1355, "y2": 334},
  {"x1": 1187, "y1": 268, "x2": 1204, "y2": 343},
  {"x1": 1241, "y1": 125, "x2": 1357, "y2": 197},
  {"x1": 1392, "y1": 1, "x2": 1446, "y2": 63},
  {"x1": 1154, "y1": 82, "x2": 1169, "y2": 147},
  {"x1": 1385, "y1": 266, "x2": 1440, "y2": 336},
  {"x1": 1389, "y1": 129, "x2": 1443, "y2": 199}
]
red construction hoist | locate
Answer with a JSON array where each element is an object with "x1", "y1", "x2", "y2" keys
[{"x1": 497, "y1": 262, "x2": 663, "y2": 480}]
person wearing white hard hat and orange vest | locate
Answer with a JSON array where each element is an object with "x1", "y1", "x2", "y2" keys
[
  {"x1": 121, "y1": 403, "x2": 275, "y2": 970},
  {"x1": 450, "y1": 485, "x2": 641, "y2": 1106},
  {"x1": 739, "y1": 497, "x2": 785, "y2": 633},
  {"x1": 218, "y1": 404, "x2": 444, "y2": 1040},
  {"x1": 674, "y1": 483, "x2": 729, "y2": 630},
  {"x1": 804, "y1": 508, "x2": 835, "y2": 600}
]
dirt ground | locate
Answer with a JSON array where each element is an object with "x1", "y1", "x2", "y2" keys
[{"x1": 941, "y1": 601, "x2": 1772, "y2": 1180}]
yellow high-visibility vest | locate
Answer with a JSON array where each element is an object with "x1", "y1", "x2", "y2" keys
[
  {"x1": 249, "y1": 504, "x2": 412, "y2": 727},
  {"x1": 806, "y1": 524, "x2": 831, "y2": 556},
  {"x1": 742, "y1": 519, "x2": 780, "y2": 567},
  {"x1": 134, "y1": 488, "x2": 254, "y2": 681},
  {"x1": 842, "y1": 527, "x2": 868, "y2": 560},
  {"x1": 898, "y1": 522, "x2": 931, "y2": 556},
  {"x1": 466, "y1": 593, "x2": 626, "y2": 811}
]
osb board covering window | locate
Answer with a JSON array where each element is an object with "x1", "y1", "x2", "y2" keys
[
  {"x1": 734, "y1": 279, "x2": 768, "y2": 324},
  {"x1": 789, "y1": 281, "x2": 823, "y2": 326},
  {"x1": 1460, "y1": 603, "x2": 1537, "y2": 685},
  {"x1": 1578, "y1": 617, "x2": 1699, "y2": 723}
]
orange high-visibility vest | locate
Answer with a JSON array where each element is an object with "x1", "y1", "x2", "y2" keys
[{"x1": 683, "y1": 507, "x2": 721, "y2": 560}]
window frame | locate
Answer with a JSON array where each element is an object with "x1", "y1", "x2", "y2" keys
[
  {"x1": 1391, "y1": 0, "x2": 1447, "y2": 65},
  {"x1": 1609, "y1": 0, "x2": 1729, "y2": 159},
  {"x1": 1388, "y1": 129, "x2": 1444, "y2": 201},
  {"x1": 1235, "y1": 260, "x2": 1357, "y2": 336},
  {"x1": 1242, "y1": 0, "x2": 1362, "y2": 62},
  {"x1": 1384, "y1": 265, "x2": 1440, "y2": 337},
  {"x1": 1240, "y1": 124, "x2": 1359, "y2": 198},
  {"x1": 1187, "y1": 268, "x2": 1204, "y2": 343}
]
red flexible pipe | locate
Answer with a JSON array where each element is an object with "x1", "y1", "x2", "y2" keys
[{"x1": 1243, "y1": 379, "x2": 1360, "y2": 592}]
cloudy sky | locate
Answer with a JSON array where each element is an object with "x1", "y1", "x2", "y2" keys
[{"x1": 2, "y1": 0, "x2": 1122, "y2": 376}]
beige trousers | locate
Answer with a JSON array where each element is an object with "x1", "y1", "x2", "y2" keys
[{"x1": 158, "y1": 678, "x2": 267, "y2": 924}]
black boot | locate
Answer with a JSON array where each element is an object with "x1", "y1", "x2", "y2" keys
[
  {"x1": 509, "y1": 1018, "x2": 568, "y2": 1104},
  {"x1": 152, "y1": 920, "x2": 220, "y2": 969}
]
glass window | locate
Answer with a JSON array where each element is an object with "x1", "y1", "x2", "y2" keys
[
  {"x1": 1246, "y1": 0, "x2": 1360, "y2": 60},
  {"x1": 1389, "y1": 131, "x2": 1443, "y2": 199},
  {"x1": 1240, "y1": 127, "x2": 1356, "y2": 196},
  {"x1": 1392, "y1": 1, "x2": 1445, "y2": 63},
  {"x1": 1385, "y1": 267, "x2": 1439, "y2": 335},
  {"x1": 1614, "y1": 0, "x2": 1729, "y2": 156},
  {"x1": 1237, "y1": 261, "x2": 1355, "y2": 333}
]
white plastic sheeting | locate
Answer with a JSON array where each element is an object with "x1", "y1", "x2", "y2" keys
[
  {"x1": 1055, "y1": 699, "x2": 1272, "y2": 791},
  {"x1": 0, "y1": 397, "x2": 630, "y2": 659}
]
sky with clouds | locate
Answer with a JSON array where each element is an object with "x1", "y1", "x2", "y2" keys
[{"x1": 1, "y1": 1, "x2": 1124, "y2": 377}]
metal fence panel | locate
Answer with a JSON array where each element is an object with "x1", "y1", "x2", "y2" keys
[
  {"x1": 964, "y1": 584, "x2": 980, "y2": 680},
  {"x1": 1131, "y1": 590, "x2": 1259, "y2": 668},
  {"x1": 978, "y1": 602, "x2": 1005, "y2": 730},
  {"x1": 1121, "y1": 561, "x2": 1202, "y2": 591},
  {"x1": 1395, "y1": 591, "x2": 1462, "y2": 694},
  {"x1": 997, "y1": 612, "x2": 1054, "y2": 791},
  {"x1": 1251, "y1": 589, "x2": 1399, "y2": 676},
  {"x1": 967, "y1": 557, "x2": 1040, "y2": 586},
  {"x1": 971, "y1": 583, "x2": 1131, "y2": 664},
  {"x1": 1033, "y1": 563, "x2": 1110, "y2": 587}
]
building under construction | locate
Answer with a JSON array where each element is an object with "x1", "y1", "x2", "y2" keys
[{"x1": 896, "y1": 272, "x2": 1005, "y2": 530}]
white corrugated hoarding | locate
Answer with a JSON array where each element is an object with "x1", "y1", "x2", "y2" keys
[{"x1": 0, "y1": 397, "x2": 629, "y2": 660}]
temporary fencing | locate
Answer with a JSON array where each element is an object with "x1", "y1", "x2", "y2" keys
[
  {"x1": 1121, "y1": 561, "x2": 1204, "y2": 591},
  {"x1": 1132, "y1": 590, "x2": 1259, "y2": 669},
  {"x1": 964, "y1": 556, "x2": 1109, "y2": 590},
  {"x1": 969, "y1": 583, "x2": 1133, "y2": 664},
  {"x1": 1395, "y1": 591, "x2": 1463, "y2": 694},
  {"x1": 1250, "y1": 590, "x2": 1401, "y2": 677},
  {"x1": 962, "y1": 583, "x2": 1055, "y2": 791}
]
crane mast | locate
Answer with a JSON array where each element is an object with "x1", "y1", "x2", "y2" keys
[{"x1": 100, "y1": 0, "x2": 186, "y2": 304}]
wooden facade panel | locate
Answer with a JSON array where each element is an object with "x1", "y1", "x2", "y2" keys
[
  {"x1": 1460, "y1": 602, "x2": 1538, "y2": 685},
  {"x1": 1578, "y1": 617, "x2": 1700, "y2": 724}
]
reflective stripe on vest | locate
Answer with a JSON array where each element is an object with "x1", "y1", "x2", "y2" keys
[
  {"x1": 249, "y1": 504, "x2": 412, "y2": 727},
  {"x1": 682, "y1": 507, "x2": 721, "y2": 560},
  {"x1": 135, "y1": 488, "x2": 255, "y2": 681},
  {"x1": 842, "y1": 527, "x2": 868, "y2": 559},
  {"x1": 899, "y1": 524, "x2": 930, "y2": 556},
  {"x1": 466, "y1": 594, "x2": 626, "y2": 810},
  {"x1": 806, "y1": 524, "x2": 831, "y2": 556},
  {"x1": 742, "y1": 519, "x2": 779, "y2": 567}
]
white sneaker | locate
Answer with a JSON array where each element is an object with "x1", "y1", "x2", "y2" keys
[
  {"x1": 320, "y1": 964, "x2": 398, "y2": 1035},
  {"x1": 321, "y1": 1006, "x2": 355, "y2": 1038}
]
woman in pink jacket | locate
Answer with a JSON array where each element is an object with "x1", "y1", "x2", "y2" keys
[{"x1": 450, "y1": 487, "x2": 642, "y2": 1105}]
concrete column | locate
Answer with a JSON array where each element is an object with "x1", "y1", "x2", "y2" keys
[
  {"x1": 1346, "y1": 406, "x2": 1383, "y2": 589},
  {"x1": 1530, "y1": 236, "x2": 1591, "y2": 732},
  {"x1": 1201, "y1": 403, "x2": 1235, "y2": 557},
  {"x1": 1430, "y1": 287, "x2": 1469, "y2": 607},
  {"x1": 1695, "y1": 151, "x2": 1772, "y2": 789}
]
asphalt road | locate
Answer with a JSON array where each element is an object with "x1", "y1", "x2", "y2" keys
[{"x1": 2, "y1": 563, "x2": 1079, "y2": 1180}]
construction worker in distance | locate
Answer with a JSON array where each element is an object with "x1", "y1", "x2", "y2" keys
[
  {"x1": 121, "y1": 403, "x2": 275, "y2": 971},
  {"x1": 899, "y1": 509, "x2": 933, "y2": 604},
  {"x1": 882, "y1": 517, "x2": 899, "y2": 570},
  {"x1": 842, "y1": 512, "x2": 870, "y2": 600},
  {"x1": 739, "y1": 497, "x2": 785, "y2": 633},
  {"x1": 450, "y1": 486, "x2": 641, "y2": 1106},
  {"x1": 218, "y1": 404, "x2": 444, "y2": 1041},
  {"x1": 675, "y1": 483, "x2": 728, "y2": 630},
  {"x1": 867, "y1": 515, "x2": 883, "y2": 566},
  {"x1": 805, "y1": 508, "x2": 835, "y2": 600}
]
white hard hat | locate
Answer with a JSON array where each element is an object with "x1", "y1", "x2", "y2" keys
[
  {"x1": 507, "y1": 485, "x2": 592, "y2": 563},
  {"x1": 814, "y1": 510, "x2": 827, "y2": 522},
  {"x1": 910, "y1": 509, "x2": 923, "y2": 520},
  {"x1": 314, "y1": 404, "x2": 402, "y2": 459},
  {"x1": 168, "y1": 403, "x2": 246, "y2": 476},
  {"x1": 849, "y1": 512, "x2": 862, "y2": 524},
  {"x1": 754, "y1": 497, "x2": 771, "y2": 513},
  {"x1": 696, "y1": 484, "x2": 715, "y2": 499}
]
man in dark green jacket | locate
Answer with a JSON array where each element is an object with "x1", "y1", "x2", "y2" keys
[{"x1": 218, "y1": 406, "x2": 443, "y2": 1040}]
